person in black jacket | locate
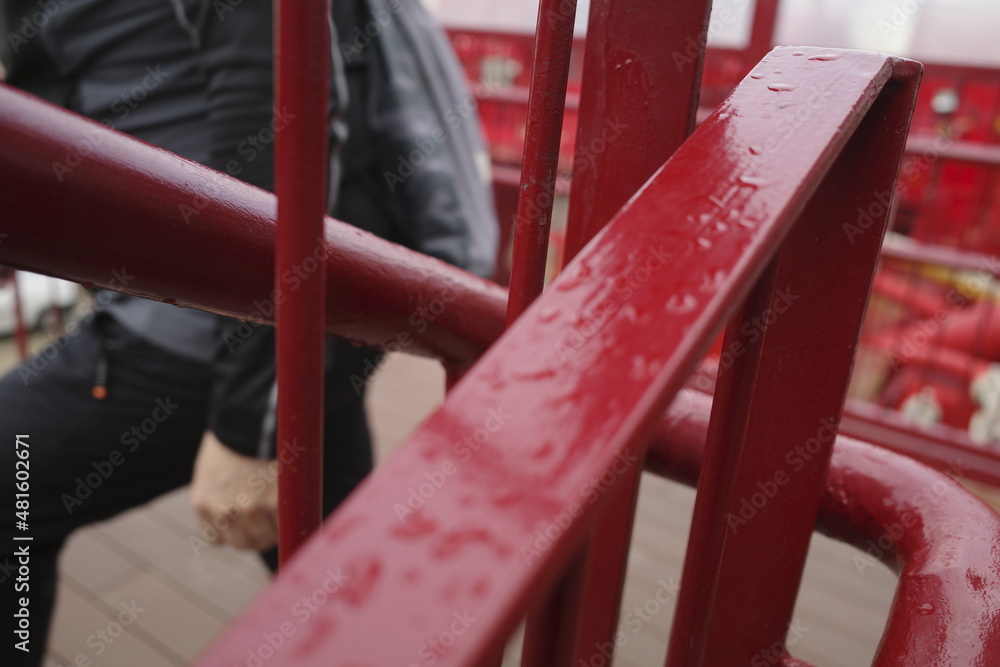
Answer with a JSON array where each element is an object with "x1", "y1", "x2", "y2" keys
[{"x1": 0, "y1": 0, "x2": 497, "y2": 663}]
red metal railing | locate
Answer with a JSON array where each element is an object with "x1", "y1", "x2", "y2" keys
[
  {"x1": 444, "y1": 1, "x2": 1000, "y2": 492},
  {"x1": 4, "y1": 2, "x2": 1000, "y2": 665},
  {"x1": 189, "y1": 44, "x2": 938, "y2": 664}
]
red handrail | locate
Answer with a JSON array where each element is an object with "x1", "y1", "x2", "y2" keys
[
  {"x1": 193, "y1": 47, "x2": 927, "y2": 666},
  {"x1": 0, "y1": 83, "x2": 506, "y2": 364}
]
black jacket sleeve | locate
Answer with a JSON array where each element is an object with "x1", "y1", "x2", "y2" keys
[{"x1": 172, "y1": 0, "x2": 348, "y2": 457}]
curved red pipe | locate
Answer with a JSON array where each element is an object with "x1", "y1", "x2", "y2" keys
[
  {"x1": 650, "y1": 388, "x2": 1000, "y2": 666},
  {"x1": 0, "y1": 83, "x2": 506, "y2": 364}
]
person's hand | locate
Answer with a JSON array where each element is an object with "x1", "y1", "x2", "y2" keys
[{"x1": 190, "y1": 431, "x2": 279, "y2": 551}]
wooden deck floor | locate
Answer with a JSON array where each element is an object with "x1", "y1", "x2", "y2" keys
[
  {"x1": 8, "y1": 173, "x2": 998, "y2": 665},
  {"x1": 6, "y1": 344, "x2": 916, "y2": 667}
]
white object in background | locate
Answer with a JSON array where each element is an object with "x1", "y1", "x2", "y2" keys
[
  {"x1": 968, "y1": 364, "x2": 1000, "y2": 446},
  {"x1": 0, "y1": 271, "x2": 79, "y2": 336}
]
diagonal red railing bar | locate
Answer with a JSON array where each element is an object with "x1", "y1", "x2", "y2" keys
[
  {"x1": 523, "y1": 1, "x2": 714, "y2": 664},
  {"x1": 646, "y1": 388, "x2": 1000, "y2": 667},
  {"x1": 0, "y1": 82, "x2": 506, "y2": 365},
  {"x1": 194, "y1": 47, "x2": 920, "y2": 666}
]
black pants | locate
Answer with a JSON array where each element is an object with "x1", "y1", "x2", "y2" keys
[{"x1": 0, "y1": 315, "x2": 376, "y2": 666}]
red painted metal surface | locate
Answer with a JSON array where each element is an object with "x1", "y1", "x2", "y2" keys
[
  {"x1": 273, "y1": 0, "x2": 331, "y2": 564},
  {"x1": 194, "y1": 48, "x2": 922, "y2": 666},
  {"x1": 526, "y1": 2, "x2": 715, "y2": 664},
  {"x1": 648, "y1": 388, "x2": 1000, "y2": 666},
  {"x1": 504, "y1": 0, "x2": 578, "y2": 325},
  {"x1": 0, "y1": 83, "x2": 506, "y2": 365},
  {"x1": 669, "y1": 53, "x2": 922, "y2": 666},
  {"x1": 561, "y1": 0, "x2": 711, "y2": 264},
  {"x1": 7, "y1": 11, "x2": 994, "y2": 663}
]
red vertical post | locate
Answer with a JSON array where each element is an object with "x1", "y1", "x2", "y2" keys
[
  {"x1": 504, "y1": 0, "x2": 578, "y2": 325},
  {"x1": 562, "y1": 0, "x2": 711, "y2": 264},
  {"x1": 666, "y1": 57, "x2": 922, "y2": 665},
  {"x1": 274, "y1": 0, "x2": 330, "y2": 565},
  {"x1": 509, "y1": 3, "x2": 580, "y2": 662}
]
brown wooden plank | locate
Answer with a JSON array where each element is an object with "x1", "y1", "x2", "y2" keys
[
  {"x1": 98, "y1": 574, "x2": 225, "y2": 663},
  {"x1": 48, "y1": 581, "x2": 180, "y2": 667}
]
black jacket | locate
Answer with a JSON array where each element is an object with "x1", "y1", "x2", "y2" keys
[{"x1": 0, "y1": 0, "x2": 498, "y2": 455}]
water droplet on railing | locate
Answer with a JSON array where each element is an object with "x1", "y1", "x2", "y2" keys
[
  {"x1": 739, "y1": 175, "x2": 769, "y2": 188},
  {"x1": 808, "y1": 53, "x2": 841, "y2": 61},
  {"x1": 917, "y1": 603, "x2": 935, "y2": 615},
  {"x1": 538, "y1": 307, "x2": 559, "y2": 323},
  {"x1": 767, "y1": 83, "x2": 797, "y2": 92},
  {"x1": 666, "y1": 294, "x2": 698, "y2": 314}
]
